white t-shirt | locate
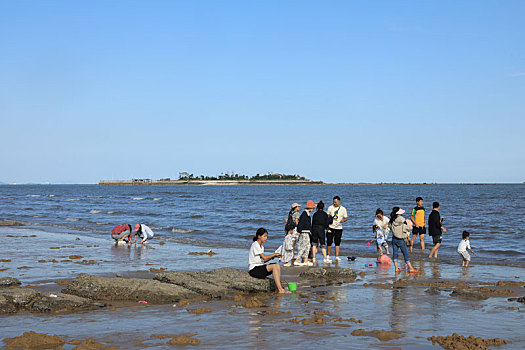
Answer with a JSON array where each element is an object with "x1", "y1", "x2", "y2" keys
[
  {"x1": 457, "y1": 239, "x2": 471, "y2": 253},
  {"x1": 376, "y1": 231, "x2": 386, "y2": 245},
  {"x1": 139, "y1": 224, "x2": 154, "y2": 239},
  {"x1": 327, "y1": 205, "x2": 348, "y2": 230},
  {"x1": 374, "y1": 216, "x2": 390, "y2": 240},
  {"x1": 249, "y1": 241, "x2": 264, "y2": 270}
]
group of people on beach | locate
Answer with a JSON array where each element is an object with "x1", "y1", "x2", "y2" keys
[
  {"x1": 248, "y1": 196, "x2": 477, "y2": 292},
  {"x1": 110, "y1": 223, "x2": 155, "y2": 245}
]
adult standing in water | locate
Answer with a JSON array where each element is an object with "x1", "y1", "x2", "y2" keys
[
  {"x1": 248, "y1": 228, "x2": 291, "y2": 294},
  {"x1": 428, "y1": 202, "x2": 447, "y2": 259},
  {"x1": 296, "y1": 200, "x2": 316, "y2": 266},
  {"x1": 311, "y1": 201, "x2": 331, "y2": 264},
  {"x1": 326, "y1": 196, "x2": 348, "y2": 262},
  {"x1": 410, "y1": 197, "x2": 426, "y2": 252},
  {"x1": 389, "y1": 207, "x2": 418, "y2": 273},
  {"x1": 134, "y1": 224, "x2": 155, "y2": 244}
]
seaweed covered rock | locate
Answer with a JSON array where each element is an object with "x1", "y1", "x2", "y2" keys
[
  {"x1": 0, "y1": 288, "x2": 40, "y2": 312},
  {"x1": 63, "y1": 273, "x2": 198, "y2": 303},
  {"x1": 154, "y1": 267, "x2": 275, "y2": 298},
  {"x1": 299, "y1": 267, "x2": 357, "y2": 281},
  {"x1": 0, "y1": 287, "x2": 104, "y2": 314},
  {"x1": 0, "y1": 277, "x2": 21, "y2": 287},
  {"x1": 30, "y1": 293, "x2": 105, "y2": 313},
  {"x1": 3, "y1": 331, "x2": 65, "y2": 350},
  {"x1": 427, "y1": 333, "x2": 509, "y2": 350}
]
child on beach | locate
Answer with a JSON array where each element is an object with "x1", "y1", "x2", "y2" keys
[
  {"x1": 457, "y1": 231, "x2": 475, "y2": 267},
  {"x1": 370, "y1": 224, "x2": 389, "y2": 258},
  {"x1": 276, "y1": 223, "x2": 295, "y2": 267}
]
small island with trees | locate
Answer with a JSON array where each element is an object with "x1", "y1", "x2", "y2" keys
[{"x1": 99, "y1": 172, "x2": 322, "y2": 186}]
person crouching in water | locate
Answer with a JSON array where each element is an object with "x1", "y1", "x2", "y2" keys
[
  {"x1": 249, "y1": 228, "x2": 292, "y2": 294},
  {"x1": 134, "y1": 224, "x2": 154, "y2": 244},
  {"x1": 111, "y1": 224, "x2": 133, "y2": 245},
  {"x1": 276, "y1": 223, "x2": 295, "y2": 267},
  {"x1": 296, "y1": 200, "x2": 316, "y2": 266}
]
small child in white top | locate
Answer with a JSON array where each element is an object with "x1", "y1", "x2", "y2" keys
[
  {"x1": 276, "y1": 223, "x2": 295, "y2": 267},
  {"x1": 457, "y1": 230, "x2": 475, "y2": 267},
  {"x1": 370, "y1": 224, "x2": 389, "y2": 259}
]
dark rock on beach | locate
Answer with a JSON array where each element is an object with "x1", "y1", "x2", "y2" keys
[
  {"x1": 63, "y1": 273, "x2": 200, "y2": 303},
  {"x1": 64, "y1": 269, "x2": 275, "y2": 303},
  {"x1": 154, "y1": 267, "x2": 275, "y2": 298},
  {"x1": 508, "y1": 296, "x2": 525, "y2": 303},
  {"x1": 0, "y1": 287, "x2": 104, "y2": 314},
  {"x1": 299, "y1": 267, "x2": 357, "y2": 281},
  {"x1": 0, "y1": 277, "x2": 21, "y2": 287},
  {"x1": 450, "y1": 288, "x2": 489, "y2": 300},
  {"x1": 427, "y1": 333, "x2": 509, "y2": 350},
  {"x1": 30, "y1": 293, "x2": 105, "y2": 313},
  {"x1": 0, "y1": 220, "x2": 24, "y2": 226},
  {"x1": 0, "y1": 288, "x2": 40, "y2": 312}
]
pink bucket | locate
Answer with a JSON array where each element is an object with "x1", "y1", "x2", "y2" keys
[{"x1": 379, "y1": 254, "x2": 392, "y2": 265}]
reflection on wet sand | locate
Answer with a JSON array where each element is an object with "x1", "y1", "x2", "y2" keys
[{"x1": 2, "y1": 227, "x2": 524, "y2": 348}]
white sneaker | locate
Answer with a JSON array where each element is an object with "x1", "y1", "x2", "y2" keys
[
  {"x1": 312, "y1": 258, "x2": 317, "y2": 265},
  {"x1": 335, "y1": 257, "x2": 342, "y2": 261},
  {"x1": 323, "y1": 258, "x2": 332, "y2": 264},
  {"x1": 294, "y1": 262, "x2": 305, "y2": 266},
  {"x1": 283, "y1": 262, "x2": 292, "y2": 267},
  {"x1": 306, "y1": 261, "x2": 314, "y2": 266}
]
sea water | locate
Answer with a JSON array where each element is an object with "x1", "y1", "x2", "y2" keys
[{"x1": 1, "y1": 184, "x2": 524, "y2": 266}]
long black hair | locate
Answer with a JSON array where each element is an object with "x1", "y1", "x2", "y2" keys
[
  {"x1": 253, "y1": 227, "x2": 268, "y2": 242},
  {"x1": 389, "y1": 207, "x2": 400, "y2": 224},
  {"x1": 317, "y1": 201, "x2": 325, "y2": 211},
  {"x1": 288, "y1": 204, "x2": 300, "y2": 216}
]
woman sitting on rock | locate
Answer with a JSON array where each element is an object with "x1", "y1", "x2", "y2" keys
[{"x1": 249, "y1": 227, "x2": 292, "y2": 294}]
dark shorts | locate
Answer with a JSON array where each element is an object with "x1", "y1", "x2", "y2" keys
[
  {"x1": 311, "y1": 226, "x2": 326, "y2": 247},
  {"x1": 249, "y1": 265, "x2": 272, "y2": 279},
  {"x1": 327, "y1": 229, "x2": 342, "y2": 246},
  {"x1": 413, "y1": 226, "x2": 426, "y2": 236},
  {"x1": 432, "y1": 235, "x2": 442, "y2": 245}
]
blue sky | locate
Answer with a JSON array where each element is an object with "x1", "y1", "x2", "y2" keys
[{"x1": 1, "y1": 1, "x2": 524, "y2": 183}]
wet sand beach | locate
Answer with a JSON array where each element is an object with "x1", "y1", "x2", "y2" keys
[{"x1": 1, "y1": 226, "x2": 524, "y2": 349}]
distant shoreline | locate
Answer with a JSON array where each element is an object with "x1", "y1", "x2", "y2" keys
[
  {"x1": 98, "y1": 179, "x2": 324, "y2": 186},
  {"x1": 97, "y1": 180, "x2": 522, "y2": 186}
]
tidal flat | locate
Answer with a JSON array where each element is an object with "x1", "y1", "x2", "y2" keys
[{"x1": 1, "y1": 226, "x2": 524, "y2": 349}]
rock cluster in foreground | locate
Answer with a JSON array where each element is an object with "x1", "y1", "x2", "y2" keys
[
  {"x1": 0, "y1": 278, "x2": 105, "y2": 315},
  {"x1": 63, "y1": 268, "x2": 277, "y2": 303},
  {"x1": 1, "y1": 267, "x2": 358, "y2": 314}
]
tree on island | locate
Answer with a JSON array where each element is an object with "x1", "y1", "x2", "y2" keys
[{"x1": 178, "y1": 172, "x2": 306, "y2": 181}]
